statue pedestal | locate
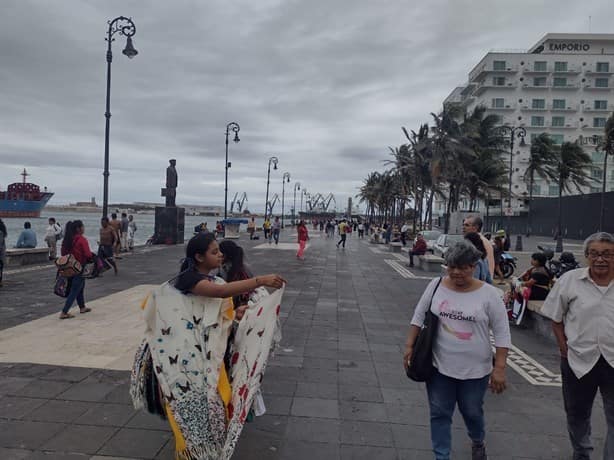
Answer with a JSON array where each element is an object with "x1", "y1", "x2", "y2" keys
[{"x1": 154, "y1": 207, "x2": 185, "y2": 244}]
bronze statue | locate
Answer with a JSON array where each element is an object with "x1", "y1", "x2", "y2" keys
[{"x1": 162, "y1": 159, "x2": 178, "y2": 207}]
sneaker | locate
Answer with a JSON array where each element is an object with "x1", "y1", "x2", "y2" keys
[{"x1": 472, "y1": 443, "x2": 487, "y2": 460}]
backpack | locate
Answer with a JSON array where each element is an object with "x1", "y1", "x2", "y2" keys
[
  {"x1": 55, "y1": 254, "x2": 82, "y2": 278},
  {"x1": 55, "y1": 223, "x2": 64, "y2": 241}
]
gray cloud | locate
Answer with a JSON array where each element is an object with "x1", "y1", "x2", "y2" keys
[{"x1": 1, "y1": 0, "x2": 613, "y2": 211}]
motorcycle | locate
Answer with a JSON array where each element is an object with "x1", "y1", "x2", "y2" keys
[
  {"x1": 499, "y1": 252, "x2": 517, "y2": 278},
  {"x1": 537, "y1": 245, "x2": 580, "y2": 278}
]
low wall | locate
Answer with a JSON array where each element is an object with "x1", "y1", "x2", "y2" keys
[{"x1": 5, "y1": 248, "x2": 50, "y2": 267}]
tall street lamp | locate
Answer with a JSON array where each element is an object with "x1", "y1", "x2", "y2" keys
[
  {"x1": 498, "y1": 125, "x2": 526, "y2": 234},
  {"x1": 102, "y1": 16, "x2": 138, "y2": 218},
  {"x1": 293, "y1": 182, "x2": 301, "y2": 225},
  {"x1": 264, "y1": 156, "x2": 278, "y2": 221},
  {"x1": 301, "y1": 189, "x2": 308, "y2": 213},
  {"x1": 224, "y1": 122, "x2": 240, "y2": 220},
  {"x1": 281, "y1": 172, "x2": 290, "y2": 228}
]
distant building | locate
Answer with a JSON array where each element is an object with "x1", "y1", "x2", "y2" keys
[{"x1": 442, "y1": 33, "x2": 614, "y2": 217}]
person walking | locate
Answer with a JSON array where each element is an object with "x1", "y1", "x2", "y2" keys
[
  {"x1": 296, "y1": 220, "x2": 309, "y2": 260},
  {"x1": 109, "y1": 213, "x2": 122, "y2": 257},
  {"x1": 401, "y1": 222, "x2": 409, "y2": 246},
  {"x1": 541, "y1": 232, "x2": 614, "y2": 460},
  {"x1": 128, "y1": 215, "x2": 137, "y2": 250},
  {"x1": 464, "y1": 232, "x2": 493, "y2": 284},
  {"x1": 272, "y1": 216, "x2": 281, "y2": 245},
  {"x1": 358, "y1": 222, "x2": 365, "y2": 239},
  {"x1": 247, "y1": 217, "x2": 256, "y2": 240},
  {"x1": 59, "y1": 220, "x2": 94, "y2": 319},
  {"x1": 462, "y1": 216, "x2": 495, "y2": 279},
  {"x1": 263, "y1": 218, "x2": 272, "y2": 243},
  {"x1": 44, "y1": 217, "x2": 62, "y2": 260},
  {"x1": 404, "y1": 241, "x2": 511, "y2": 460},
  {"x1": 337, "y1": 219, "x2": 348, "y2": 249},
  {"x1": 98, "y1": 217, "x2": 118, "y2": 275},
  {"x1": 0, "y1": 219, "x2": 6, "y2": 287},
  {"x1": 15, "y1": 221, "x2": 37, "y2": 248},
  {"x1": 409, "y1": 233, "x2": 427, "y2": 268},
  {"x1": 120, "y1": 213, "x2": 129, "y2": 252}
]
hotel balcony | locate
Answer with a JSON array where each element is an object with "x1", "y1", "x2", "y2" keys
[
  {"x1": 584, "y1": 84, "x2": 612, "y2": 90},
  {"x1": 551, "y1": 83, "x2": 580, "y2": 90},
  {"x1": 470, "y1": 65, "x2": 518, "y2": 82},
  {"x1": 585, "y1": 68, "x2": 614, "y2": 76},
  {"x1": 550, "y1": 103, "x2": 579, "y2": 112},
  {"x1": 552, "y1": 66, "x2": 582, "y2": 75},
  {"x1": 583, "y1": 104, "x2": 614, "y2": 112},
  {"x1": 522, "y1": 83, "x2": 549, "y2": 90},
  {"x1": 520, "y1": 105, "x2": 547, "y2": 112},
  {"x1": 474, "y1": 82, "x2": 517, "y2": 95},
  {"x1": 486, "y1": 104, "x2": 517, "y2": 111}
]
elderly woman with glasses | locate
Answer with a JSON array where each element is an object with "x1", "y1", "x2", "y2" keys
[
  {"x1": 541, "y1": 231, "x2": 614, "y2": 460},
  {"x1": 403, "y1": 241, "x2": 511, "y2": 460}
]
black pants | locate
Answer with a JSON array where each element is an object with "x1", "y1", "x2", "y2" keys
[
  {"x1": 337, "y1": 234, "x2": 347, "y2": 248},
  {"x1": 409, "y1": 250, "x2": 425, "y2": 267},
  {"x1": 401, "y1": 233, "x2": 407, "y2": 246},
  {"x1": 561, "y1": 356, "x2": 614, "y2": 459}
]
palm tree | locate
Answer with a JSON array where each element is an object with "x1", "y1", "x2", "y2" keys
[
  {"x1": 554, "y1": 141, "x2": 593, "y2": 250},
  {"x1": 600, "y1": 114, "x2": 614, "y2": 230},
  {"x1": 524, "y1": 133, "x2": 558, "y2": 236}
]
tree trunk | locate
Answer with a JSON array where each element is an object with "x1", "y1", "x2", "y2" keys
[{"x1": 526, "y1": 171, "x2": 534, "y2": 236}]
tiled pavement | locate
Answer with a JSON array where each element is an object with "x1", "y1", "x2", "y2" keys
[{"x1": 0, "y1": 230, "x2": 607, "y2": 459}]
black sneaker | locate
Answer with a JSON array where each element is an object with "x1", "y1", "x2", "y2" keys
[{"x1": 472, "y1": 443, "x2": 487, "y2": 460}]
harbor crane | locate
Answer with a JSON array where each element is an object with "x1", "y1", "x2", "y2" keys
[
  {"x1": 230, "y1": 192, "x2": 248, "y2": 214},
  {"x1": 266, "y1": 193, "x2": 279, "y2": 216}
]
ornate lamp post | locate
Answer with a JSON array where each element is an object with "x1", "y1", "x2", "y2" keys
[
  {"x1": 293, "y1": 182, "x2": 301, "y2": 225},
  {"x1": 498, "y1": 125, "x2": 526, "y2": 234},
  {"x1": 102, "y1": 16, "x2": 138, "y2": 218},
  {"x1": 224, "y1": 122, "x2": 240, "y2": 221},
  {"x1": 281, "y1": 172, "x2": 290, "y2": 228},
  {"x1": 264, "y1": 156, "x2": 278, "y2": 221}
]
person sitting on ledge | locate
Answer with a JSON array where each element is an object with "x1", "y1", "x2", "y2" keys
[
  {"x1": 15, "y1": 221, "x2": 37, "y2": 248},
  {"x1": 409, "y1": 233, "x2": 427, "y2": 268}
]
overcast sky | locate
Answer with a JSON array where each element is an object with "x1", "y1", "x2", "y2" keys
[{"x1": 1, "y1": 0, "x2": 613, "y2": 213}]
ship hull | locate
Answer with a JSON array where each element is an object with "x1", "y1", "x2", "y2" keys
[{"x1": 0, "y1": 192, "x2": 54, "y2": 218}]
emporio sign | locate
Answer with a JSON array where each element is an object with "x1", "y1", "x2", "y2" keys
[{"x1": 548, "y1": 42, "x2": 591, "y2": 52}]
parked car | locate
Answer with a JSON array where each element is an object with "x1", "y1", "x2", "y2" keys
[
  {"x1": 415, "y1": 230, "x2": 442, "y2": 253},
  {"x1": 432, "y1": 234, "x2": 464, "y2": 258}
]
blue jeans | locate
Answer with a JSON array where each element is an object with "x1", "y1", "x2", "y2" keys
[
  {"x1": 62, "y1": 274, "x2": 85, "y2": 314},
  {"x1": 426, "y1": 369, "x2": 490, "y2": 460}
]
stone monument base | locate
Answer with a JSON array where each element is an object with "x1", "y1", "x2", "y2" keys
[{"x1": 154, "y1": 207, "x2": 185, "y2": 245}]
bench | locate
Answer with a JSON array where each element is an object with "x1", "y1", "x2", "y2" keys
[
  {"x1": 5, "y1": 248, "x2": 50, "y2": 267},
  {"x1": 418, "y1": 254, "x2": 445, "y2": 272},
  {"x1": 389, "y1": 242, "x2": 403, "y2": 253}
]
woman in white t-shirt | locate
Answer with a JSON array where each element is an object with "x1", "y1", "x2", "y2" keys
[{"x1": 404, "y1": 241, "x2": 511, "y2": 460}]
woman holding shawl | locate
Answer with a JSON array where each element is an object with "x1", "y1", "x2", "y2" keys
[{"x1": 131, "y1": 232, "x2": 285, "y2": 460}]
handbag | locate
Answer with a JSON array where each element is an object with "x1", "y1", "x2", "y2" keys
[
  {"x1": 55, "y1": 254, "x2": 82, "y2": 278},
  {"x1": 53, "y1": 274, "x2": 71, "y2": 298},
  {"x1": 406, "y1": 277, "x2": 442, "y2": 382}
]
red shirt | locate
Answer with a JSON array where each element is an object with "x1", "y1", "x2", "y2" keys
[
  {"x1": 412, "y1": 239, "x2": 427, "y2": 254},
  {"x1": 297, "y1": 225, "x2": 309, "y2": 242},
  {"x1": 62, "y1": 234, "x2": 93, "y2": 265}
]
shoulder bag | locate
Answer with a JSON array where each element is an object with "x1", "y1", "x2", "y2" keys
[
  {"x1": 55, "y1": 254, "x2": 82, "y2": 278},
  {"x1": 406, "y1": 277, "x2": 442, "y2": 382}
]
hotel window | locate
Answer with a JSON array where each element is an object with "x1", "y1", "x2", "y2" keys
[
  {"x1": 594, "y1": 117, "x2": 607, "y2": 128},
  {"x1": 493, "y1": 60, "x2": 506, "y2": 71},
  {"x1": 552, "y1": 99, "x2": 566, "y2": 109},
  {"x1": 590, "y1": 187, "x2": 601, "y2": 193},
  {"x1": 531, "y1": 116, "x2": 545, "y2": 127},
  {"x1": 493, "y1": 76, "x2": 506, "y2": 86},
  {"x1": 611, "y1": 170, "x2": 614, "y2": 180},
  {"x1": 531, "y1": 184, "x2": 541, "y2": 195},
  {"x1": 554, "y1": 61, "x2": 568, "y2": 72},
  {"x1": 593, "y1": 151, "x2": 605, "y2": 162},
  {"x1": 534, "y1": 61, "x2": 547, "y2": 72},
  {"x1": 596, "y1": 62, "x2": 610, "y2": 73},
  {"x1": 552, "y1": 116, "x2": 565, "y2": 127},
  {"x1": 531, "y1": 99, "x2": 545, "y2": 109},
  {"x1": 549, "y1": 185, "x2": 560, "y2": 196},
  {"x1": 533, "y1": 77, "x2": 547, "y2": 86},
  {"x1": 595, "y1": 78, "x2": 609, "y2": 88},
  {"x1": 551, "y1": 134, "x2": 564, "y2": 144},
  {"x1": 491, "y1": 98, "x2": 505, "y2": 108},
  {"x1": 591, "y1": 168, "x2": 603, "y2": 179},
  {"x1": 594, "y1": 100, "x2": 608, "y2": 110},
  {"x1": 553, "y1": 77, "x2": 567, "y2": 87}
]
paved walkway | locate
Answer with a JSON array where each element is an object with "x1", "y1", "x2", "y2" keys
[{"x1": 0, "y1": 230, "x2": 607, "y2": 459}]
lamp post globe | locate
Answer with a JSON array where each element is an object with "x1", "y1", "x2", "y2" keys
[{"x1": 102, "y1": 16, "x2": 137, "y2": 219}]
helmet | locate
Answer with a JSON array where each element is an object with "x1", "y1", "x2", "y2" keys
[
  {"x1": 560, "y1": 252, "x2": 576, "y2": 264},
  {"x1": 495, "y1": 229, "x2": 506, "y2": 238}
]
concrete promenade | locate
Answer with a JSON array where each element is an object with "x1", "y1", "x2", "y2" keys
[{"x1": 0, "y1": 230, "x2": 606, "y2": 459}]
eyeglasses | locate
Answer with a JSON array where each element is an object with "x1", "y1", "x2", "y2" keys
[{"x1": 586, "y1": 251, "x2": 614, "y2": 260}]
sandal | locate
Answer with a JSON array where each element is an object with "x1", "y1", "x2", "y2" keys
[
  {"x1": 79, "y1": 307, "x2": 92, "y2": 314},
  {"x1": 59, "y1": 313, "x2": 75, "y2": 319}
]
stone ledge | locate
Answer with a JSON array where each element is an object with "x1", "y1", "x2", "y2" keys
[{"x1": 5, "y1": 248, "x2": 50, "y2": 267}]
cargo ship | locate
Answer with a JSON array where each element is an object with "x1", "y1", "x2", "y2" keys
[{"x1": 0, "y1": 169, "x2": 54, "y2": 218}]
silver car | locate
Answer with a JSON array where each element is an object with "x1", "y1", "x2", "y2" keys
[{"x1": 432, "y1": 234, "x2": 464, "y2": 258}]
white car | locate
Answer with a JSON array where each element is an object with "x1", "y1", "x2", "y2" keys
[{"x1": 432, "y1": 234, "x2": 464, "y2": 258}]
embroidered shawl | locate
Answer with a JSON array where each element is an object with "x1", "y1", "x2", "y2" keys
[{"x1": 130, "y1": 280, "x2": 284, "y2": 460}]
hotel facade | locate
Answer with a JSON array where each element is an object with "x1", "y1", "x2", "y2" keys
[{"x1": 442, "y1": 33, "x2": 614, "y2": 217}]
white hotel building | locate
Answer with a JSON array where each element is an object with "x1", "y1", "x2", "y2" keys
[{"x1": 442, "y1": 33, "x2": 614, "y2": 217}]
